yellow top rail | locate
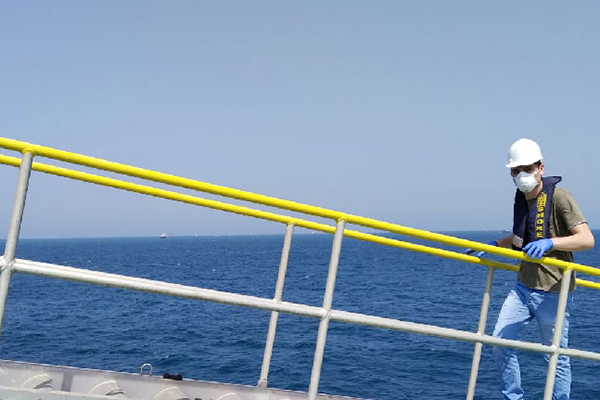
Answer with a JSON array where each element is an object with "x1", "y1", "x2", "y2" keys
[{"x1": 0, "y1": 137, "x2": 599, "y2": 284}]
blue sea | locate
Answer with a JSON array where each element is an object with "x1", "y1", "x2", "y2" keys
[{"x1": 1, "y1": 231, "x2": 600, "y2": 399}]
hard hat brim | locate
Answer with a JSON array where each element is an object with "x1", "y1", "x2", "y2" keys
[{"x1": 505, "y1": 158, "x2": 543, "y2": 168}]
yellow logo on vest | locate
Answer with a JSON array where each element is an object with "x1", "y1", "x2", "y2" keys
[{"x1": 535, "y1": 192, "x2": 547, "y2": 238}]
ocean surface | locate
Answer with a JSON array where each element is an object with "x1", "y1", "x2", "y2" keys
[{"x1": 1, "y1": 231, "x2": 600, "y2": 400}]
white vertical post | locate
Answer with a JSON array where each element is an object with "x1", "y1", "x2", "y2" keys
[
  {"x1": 466, "y1": 265, "x2": 495, "y2": 400},
  {"x1": 543, "y1": 268, "x2": 573, "y2": 400},
  {"x1": 0, "y1": 151, "x2": 34, "y2": 335},
  {"x1": 257, "y1": 223, "x2": 294, "y2": 388},
  {"x1": 308, "y1": 219, "x2": 345, "y2": 400}
]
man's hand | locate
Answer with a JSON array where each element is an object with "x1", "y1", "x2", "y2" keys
[
  {"x1": 465, "y1": 240, "x2": 498, "y2": 257},
  {"x1": 522, "y1": 239, "x2": 554, "y2": 259}
]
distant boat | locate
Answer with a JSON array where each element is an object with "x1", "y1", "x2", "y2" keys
[{"x1": 159, "y1": 233, "x2": 168, "y2": 239}]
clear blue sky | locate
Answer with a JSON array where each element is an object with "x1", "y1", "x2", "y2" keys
[{"x1": 1, "y1": 1, "x2": 598, "y2": 238}]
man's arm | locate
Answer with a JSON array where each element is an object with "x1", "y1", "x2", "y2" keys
[
  {"x1": 550, "y1": 223, "x2": 595, "y2": 252},
  {"x1": 523, "y1": 223, "x2": 594, "y2": 259},
  {"x1": 496, "y1": 234, "x2": 514, "y2": 249}
]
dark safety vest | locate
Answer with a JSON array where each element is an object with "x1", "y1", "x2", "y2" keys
[{"x1": 512, "y1": 176, "x2": 562, "y2": 250}]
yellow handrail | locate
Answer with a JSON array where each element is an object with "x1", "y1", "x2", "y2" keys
[
  {"x1": 0, "y1": 137, "x2": 598, "y2": 281},
  {"x1": 0, "y1": 152, "x2": 599, "y2": 291}
]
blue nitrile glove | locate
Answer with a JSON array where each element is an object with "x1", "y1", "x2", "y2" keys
[
  {"x1": 522, "y1": 238, "x2": 554, "y2": 259},
  {"x1": 465, "y1": 240, "x2": 498, "y2": 257}
]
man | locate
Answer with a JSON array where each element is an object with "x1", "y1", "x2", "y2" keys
[{"x1": 489, "y1": 138, "x2": 594, "y2": 400}]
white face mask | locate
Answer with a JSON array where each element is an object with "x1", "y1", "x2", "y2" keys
[{"x1": 513, "y1": 170, "x2": 539, "y2": 193}]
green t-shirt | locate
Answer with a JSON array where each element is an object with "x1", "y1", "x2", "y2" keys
[{"x1": 517, "y1": 187, "x2": 587, "y2": 292}]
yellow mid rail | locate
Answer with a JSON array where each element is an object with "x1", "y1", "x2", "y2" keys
[{"x1": 0, "y1": 137, "x2": 598, "y2": 287}]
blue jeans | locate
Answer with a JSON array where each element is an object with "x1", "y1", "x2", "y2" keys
[{"x1": 492, "y1": 282, "x2": 573, "y2": 400}]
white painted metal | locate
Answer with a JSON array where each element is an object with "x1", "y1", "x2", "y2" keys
[
  {"x1": 12, "y1": 259, "x2": 325, "y2": 319},
  {"x1": 20, "y1": 373, "x2": 53, "y2": 391},
  {"x1": 0, "y1": 153, "x2": 598, "y2": 399},
  {"x1": 560, "y1": 346, "x2": 600, "y2": 360},
  {"x1": 466, "y1": 265, "x2": 495, "y2": 400},
  {"x1": 153, "y1": 386, "x2": 189, "y2": 400},
  {"x1": 140, "y1": 364, "x2": 153, "y2": 376},
  {"x1": 89, "y1": 379, "x2": 126, "y2": 398},
  {"x1": 308, "y1": 219, "x2": 346, "y2": 400},
  {"x1": 0, "y1": 359, "x2": 357, "y2": 400},
  {"x1": 0, "y1": 151, "x2": 33, "y2": 336},
  {"x1": 543, "y1": 269, "x2": 573, "y2": 400},
  {"x1": 11, "y1": 258, "x2": 600, "y2": 364},
  {"x1": 328, "y1": 308, "x2": 600, "y2": 361},
  {"x1": 258, "y1": 223, "x2": 295, "y2": 388},
  {"x1": 2, "y1": 151, "x2": 33, "y2": 262}
]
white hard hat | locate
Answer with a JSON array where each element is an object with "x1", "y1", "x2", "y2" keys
[{"x1": 506, "y1": 138, "x2": 543, "y2": 168}]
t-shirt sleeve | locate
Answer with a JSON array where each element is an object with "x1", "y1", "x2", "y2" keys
[{"x1": 555, "y1": 188, "x2": 587, "y2": 230}]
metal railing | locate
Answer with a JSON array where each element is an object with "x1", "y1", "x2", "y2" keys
[{"x1": 0, "y1": 137, "x2": 599, "y2": 400}]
